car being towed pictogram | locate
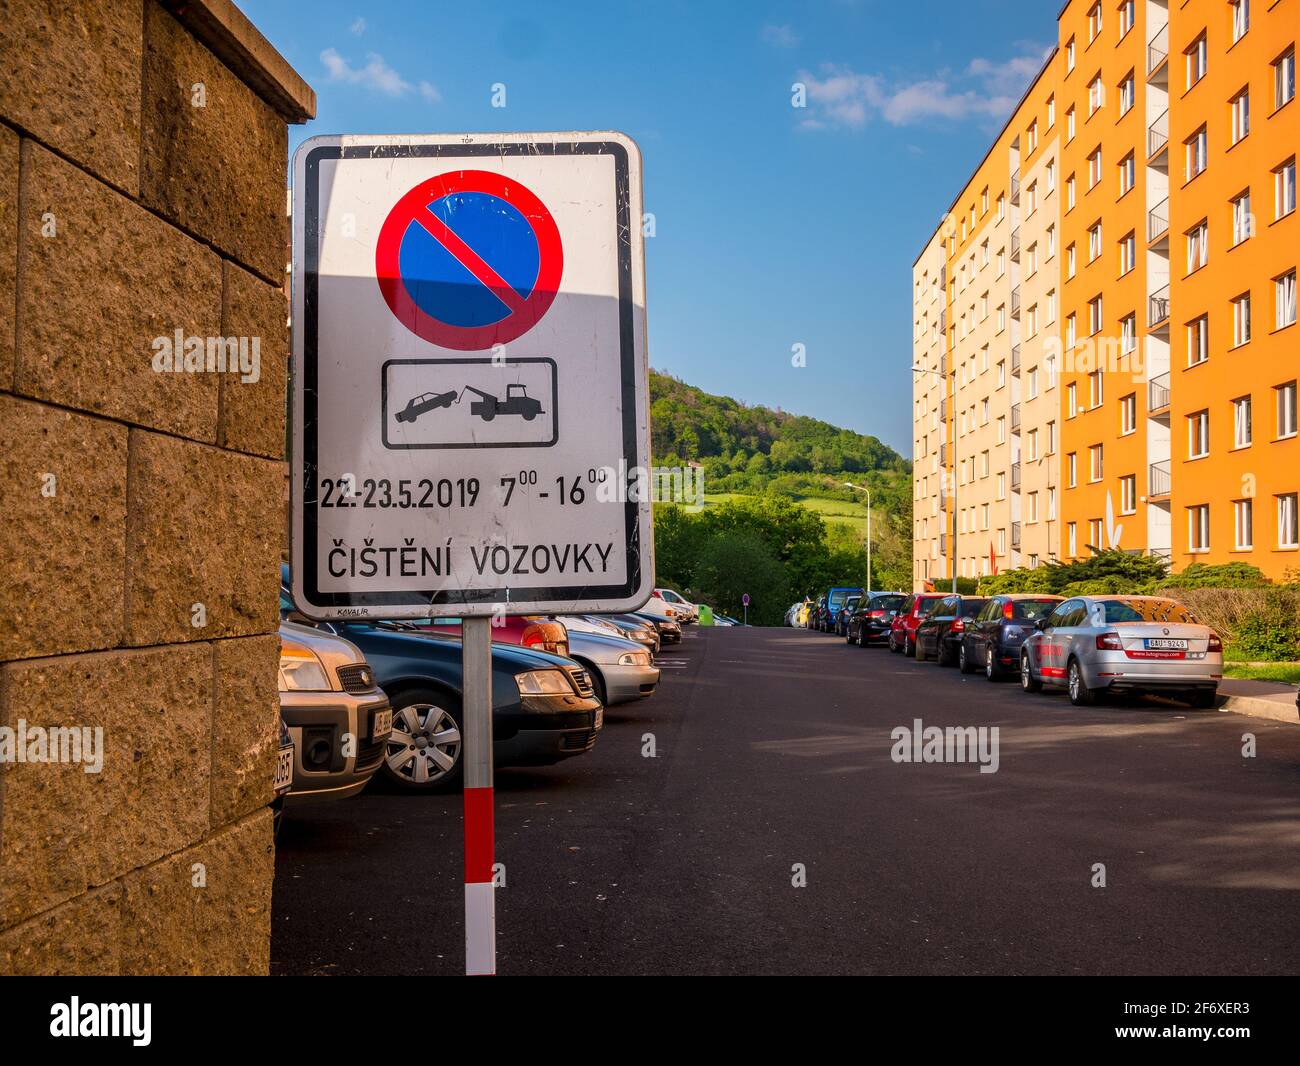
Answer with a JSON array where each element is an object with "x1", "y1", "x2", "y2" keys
[{"x1": 394, "y1": 389, "x2": 459, "y2": 423}]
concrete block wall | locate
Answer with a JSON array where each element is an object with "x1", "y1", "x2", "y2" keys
[{"x1": 0, "y1": 0, "x2": 313, "y2": 975}]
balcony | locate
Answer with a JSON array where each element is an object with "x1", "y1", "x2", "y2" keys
[
  {"x1": 1010, "y1": 171, "x2": 1021, "y2": 206},
  {"x1": 939, "y1": 533, "x2": 948, "y2": 556},
  {"x1": 1149, "y1": 459, "x2": 1171, "y2": 499},
  {"x1": 1148, "y1": 371, "x2": 1170, "y2": 413},
  {"x1": 1147, "y1": 110, "x2": 1168, "y2": 159},
  {"x1": 938, "y1": 354, "x2": 947, "y2": 374},
  {"x1": 1010, "y1": 463, "x2": 1022, "y2": 492},
  {"x1": 1011, "y1": 403, "x2": 1022, "y2": 433},
  {"x1": 939, "y1": 264, "x2": 947, "y2": 288},
  {"x1": 1148, "y1": 24, "x2": 1169, "y2": 76},
  {"x1": 1148, "y1": 197, "x2": 1169, "y2": 242},
  {"x1": 939, "y1": 442, "x2": 948, "y2": 465},
  {"x1": 1011, "y1": 344, "x2": 1021, "y2": 376},
  {"x1": 1011, "y1": 522, "x2": 1022, "y2": 552},
  {"x1": 1149, "y1": 284, "x2": 1170, "y2": 327},
  {"x1": 1010, "y1": 227, "x2": 1021, "y2": 261},
  {"x1": 938, "y1": 309, "x2": 947, "y2": 332},
  {"x1": 1010, "y1": 288, "x2": 1021, "y2": 319}
]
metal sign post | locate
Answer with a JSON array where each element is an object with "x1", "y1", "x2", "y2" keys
[
  {"x1": 461, "y1": 616, "x2": 494, "y2": 975},
  {"x1": 289, "y1": 132, "x2": 653, "y2": 977}
]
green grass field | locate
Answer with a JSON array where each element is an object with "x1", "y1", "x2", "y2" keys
[
  {"x1": 700, "y1": 492, "x2": 871, "y2": 535},
  {"x1": 1222, "y1": 662, "x2": 1300, "y2": 684}
]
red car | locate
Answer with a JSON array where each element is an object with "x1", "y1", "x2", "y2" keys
[
  {"x1": 888, "y1": 593, "x2": 947, "y2": 657},
  {"x1": 407, "y1": 616, "x2": 569, "y2": 657}
]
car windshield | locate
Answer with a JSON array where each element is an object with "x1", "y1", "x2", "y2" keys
[
  {"x1": 873, "y1": 595, "x2": 906, "y2": 611},
  {"x1": 843, "y1": 597, "x2": 861, "y2": 611},
  {"x1": 1097, "y1": 598, "x2": 1200, "y2": 624},
  {"x1": 1012, "y1": 598, "x2": 1059, "y2": 620},
  {"x1": 959, "y1": 599, "x2": 988, "y2": 617}
]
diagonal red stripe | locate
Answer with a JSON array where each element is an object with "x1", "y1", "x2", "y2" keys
[{"x1": 412, "y1": 209, "x2": 530, "y2": 318}]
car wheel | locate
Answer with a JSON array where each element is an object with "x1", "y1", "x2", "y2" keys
[
  {"x1": 589, "y1": 668, "x2": 609, "y2": 709},
  {"x1": 905, "y1": 634, "x2": 917, "y2": 658},
  {"x1": 382, "y1": 689, "x2": 464, "y2": 791},
  {"x1": 1020, "y1": 649, "x2": 1042, "y2": 693},
  {"x1": 857, "y1": 628, "x2": 867, "y2": 648},
  {"x1": 937, "y1": 640, "x2": 953, "y2": 667},
  {"x1": 985, "y1": 646, "x2": 1001, "y2": 681},
  {"x1": 888, "y1": 631, "x2": 898, "y2": 653},
  {"x1": 959, "y1": 641, "x2": 975, "y2": 673},
  {"x1": 1067, "y1": 658, "x2": 1096, "y2": 706}
]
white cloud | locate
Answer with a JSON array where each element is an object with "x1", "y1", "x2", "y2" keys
[
  {"x1": 320, "y1": 48, "x2": 440, "y2": 102},
  {"x1": 796, "y1": 45, "x2": 1048, "y2": 131},
  {"x1": 349, "y1": 17, "x2": 366, "y2": 35},
  {"x1": 762, "y1": 23, "x2": 800, "y2": 48}
]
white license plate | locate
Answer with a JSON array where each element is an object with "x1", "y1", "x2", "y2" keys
[
  {"x1": 1145, "y1": 638, "x2": 1188, "y2": 650},
  {"x1": 274, "y1": 746, "x2": 293, "y2": 791},
  {"x1": 372, "y1": 708, "x2": 393, "y2": 740}
]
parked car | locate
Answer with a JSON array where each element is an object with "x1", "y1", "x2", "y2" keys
[
  {"x1": 815, "y1": 587, "x2": 864, "y2": 632},
  {"x1": 784, "y1": 602, "x2": 801, "y2": 627},
  {"x1": 279, "y1": 582, "x2": 602, "y2": 791},
  {"x1": 639, "y1": 594, "x2": 688, "y2": 626},
  {"x1": 635, "y1": 611, "x2": 681, "y2": 645},
  {"x1": 959, "y1": 594, "x2": 1062, "y2": 679},
  {"x1": 888, "y1": 593, "x2": 948, "y2": 656},
  {"x1": 1018, "y1": 595, "x2": 1223, "y2": 707},
  {"x1": 653, "y1": 588, "x2": 699, "y2": 624},
  {"x1": 409, "y1": 615, "x2": 569, "y2": 657},
  {"x1": 714, "y1": 614, "x2": 742, "y2": 626},
  {"x1": 914, "y1": 595, "x2": 989, "y2": 665},
  {"x1": 833, "y1": 594, "x2": 863, "y2": 636},
  {"x1": 846, "y1": 593, "x2": 907, "y2": 647},
  {"x1": 272, "y1": 715, "x2": 293, "y2": 838},
  {"x1": 277, "y1": 621, "x2": 393, "y2": 803},
  {"x1": 566, "y1": 629, "x2": 660, "y2": 705},
  {"x1": 592, "y1": 613, "x2": 660, "y2": 653}
]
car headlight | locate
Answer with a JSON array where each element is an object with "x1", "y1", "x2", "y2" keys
[
  {"x1": 617, "y1": 651, "x2": 651, "y2": 666},
  {"x1": 279, "y1": 651, "x2": 331, "y2": 691},
  {"x1": 515, "y1": 669, "x2": 573, "y2": 695}
]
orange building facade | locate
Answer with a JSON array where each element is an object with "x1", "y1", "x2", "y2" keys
[{"x1": 912, "y1": 0, "x2": 1298, "y2": 589}]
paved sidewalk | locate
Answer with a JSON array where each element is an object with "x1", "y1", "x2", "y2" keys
[{"x1": 1218, "y1": 678, "x2": 1298, "y2": 724}]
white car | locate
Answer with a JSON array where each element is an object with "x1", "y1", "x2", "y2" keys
[
  {"x1": 653, "y1": 588, "x2": 698, "y2": 623},
  {"x1": 557, "y1": 614, "x2": 627, "y2": 638}
]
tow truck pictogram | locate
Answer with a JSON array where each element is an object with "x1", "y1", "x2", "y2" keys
[{"x1": 394, "y1": 383, "x2": 545, "y2": 424}]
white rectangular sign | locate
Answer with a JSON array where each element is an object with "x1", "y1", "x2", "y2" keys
[{"x1": 290, "y1": 132, "x2": 653, "y2": 618}]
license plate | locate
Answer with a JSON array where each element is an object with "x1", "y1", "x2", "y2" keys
[
  {"x1": 1145, "y1": 638, "x2": 1188, "y2": 650},
  {"x1": 274, "y1": 745, "x2": 293, "y2": 792},
  {"x1": 594, "y1": 705, "x2": 604, "y2": 730},
  {"x1": 372, "y1": 708, "x2": 393, "y2": 740}
]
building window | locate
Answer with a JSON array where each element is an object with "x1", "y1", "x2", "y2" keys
[
  {"x1": 1027, "y1": 120, "x2": 1038, "y2": 154},
  {"x1": 1234, "y1": 499, "x2": 1254, "y2": 550},
  {"x1": 1066, "y1": 312, "x2": 1077, "y2": 348},
  {"x1": 1119, "y1": 152, "x2": 1135, "y2": 194},
  {"x1": 997, "y1": 473, "x2": 1006, "y2": 499},
  {"x1": 1028, "y1": 427, "x2": 1039, "y2": 459},
  {"x1": 1120, "y1": 474, "x2": 1136, "y2": 515},
  {"x1": 1231, "y1": 291, "x2": 1252, "y2": 346},
  {"x1": 1186, "y1": 127, "x2": 1208, "y2": 181},
  {"x1": 1089, "y1": 444, "x2": 1103, "y2": 481},
  {"x1": 1119, "y1": 231, "x2": 1136, "y2": 274},
  {"x1": 1067, "y1": 36, "x2": 1076, "y2": 73},
  {"x1": 1120, "y1": 393, "x2": 1136, "y2": 434},
  {"x1": 1186, "y1": 33, "x2": 1208, "y2": 89},
  {"x1": 1067, "y1": 105, "x2": 1076, "y2": 141},
  {"x1": 1047, "y1": 420, "x2": 1057, "y2": 453},
  {"x1": 1047, "y1": 289, "x2": 1057, "y2": 323},
  {"x1": 997, "y1": 415, "x2": 1006, "y2": 443},
  {"x1": 1089, "y1": 518, "x2": 1103, "y2": 547},
  {"x1": 1048, "y1": 94, "x2": 1056, "y2": 127},
  {"x1": 1119, "y1": 0, "x2": 1134, "y2": 38},
  {"x1": 1187, "y1": 315, "x2": 1210, "y2": 365},
  {"x1": 1276, "y1": 47, "x2": 1296, "y2": 110},
  {"x1": 1231, "y1": 190, "x2": 1252, "y2": 245},
  {"x1": 1088, "y1": 147, "x2": 1103, "y2": 188},
  {"x1": 1277, "y1": 269, "x2": 1297, "y2": 329},
  {"x1": 1047, "y1": 225, "x2": 1056, "y2": 258},
  {"x1": 1188, "y1": 504, "x2": 1211, "y2": 553},
  {"x1": 1067, "y1": 173, "x2": 1077, "y2": 209},
  {"x1": 1188, "y1": 410, "x2": 1210, "y2": 458},
  {"x1": 1088, "y1": 222, "x2": 1102, "y2": 261},
  {"x1": 1088, "y1": 3, "x2": 1102, "y2": 41},
  {"x1": 1186, "y1": 220, "x2": 1209, "y2": 273},
  {"x1": 1230, "y1": 89, "x2": 1250, "y2": 145},
  {"x1": 1068, "y1": 522, "x2": 1077, "y2": 557},
  {"x1": 1278, "y1": 381, "x2": 1298, "y2": 438},
  {"x1": 1089, "y1": 369, "x2": 1104, "y2": 408},
  {"x1": 1275, "y1": 158, "x2": 1296, "y2": 218},
  {"x1": 1120, "y1": 313, "x2": 1136, "y2": 354},
  {"x1": 1067, "y1": 382, "x2": 1079, "y2": 417},
  {"x1": 1119, "y1": 72, "x2": 1134, "y2": 116},
  {"x1": 1230, "y1": 0, "x2": 1249, "y2": 44},
  {"x1": 1067, "y1": 453, "x2": 1078, "y2": 487},
  {"x1": 1067, "y1": 244, "x2": 1077, "y2": 278},
  {"x1": 1089, "y1": 75, "x2": 1104, "y2": 115},
  {"x1": 1280, "y1": 494, "x2": 1300, "y2": 549},
  {"x1": 1088, "y1": 295, "x2": 1103, "y2": 335},
  {"x1": 1233, "y1": 395, "x2": 1253, "y2": 448},
  {"x1": 1048, "y1": 487, "x2": 1056, "y2": 520}
]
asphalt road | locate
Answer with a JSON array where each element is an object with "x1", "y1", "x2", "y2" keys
[{"x1": 271, "y1": 625, "x2": 1300, "y2": 975}]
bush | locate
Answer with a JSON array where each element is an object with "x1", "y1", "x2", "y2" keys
[
  {"x1": 1230, "y1": 589, "x2": 1300, "y2": 661},
  {"x1": 1169, "y1": 562, "x2": 1269, "y2": 588}
]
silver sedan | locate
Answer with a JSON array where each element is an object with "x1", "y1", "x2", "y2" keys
[{"x1": 1019, "y1": 595, "x2": 1223, "y2": 707}]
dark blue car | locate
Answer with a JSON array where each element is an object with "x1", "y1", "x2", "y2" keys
[{"x1": 958, "y1": 594, "x2": 1063, "y2": 679}]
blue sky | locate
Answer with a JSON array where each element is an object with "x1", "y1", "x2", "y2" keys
[{"x1": 242, "y1": 0, "x2": 1057, "y2": 453}]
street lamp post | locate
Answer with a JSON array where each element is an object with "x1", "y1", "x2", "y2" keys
[
  {"x1": 912, "y1": 364, "x2": 958, "y2": 594},
  {"x1": 842, "y1": 482, "x2": 872, "y2": 592}
]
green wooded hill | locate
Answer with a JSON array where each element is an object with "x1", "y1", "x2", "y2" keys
[{"x1": 649, "y1": 370, "x2": 915, "y2": 621}]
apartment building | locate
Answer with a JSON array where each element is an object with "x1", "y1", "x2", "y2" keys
[{"x1": 910, "y1": 0, "x2": 1298, "y2": 588}]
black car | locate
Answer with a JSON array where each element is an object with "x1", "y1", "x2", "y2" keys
[
  {"x1": 914, "y1": 594, "x2": 990, "y2": 665},
  {"x1": 279, "y1": 581, "x2": 601, "y2": 792},
  {"x1": 845, "y1": 593, "x2": 907, "y2": 647},
  {"x1": 833, "y1": 594, "x2": 862, "y2": 636},
  {"x1": 959, "y1": 594, "x2": 1063, "y2": 679},
  {"x1": 634, "y1": 611, "x2": 681, "y2": 645}
]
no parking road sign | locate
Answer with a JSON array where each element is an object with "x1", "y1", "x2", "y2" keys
[{"x1": 290, "y1": 132, "x2": 653, "y2": 619}]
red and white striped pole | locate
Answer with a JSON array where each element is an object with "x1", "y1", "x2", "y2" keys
[{"x1": 461, "y1": 616, "x2": 495, "y2": 975}]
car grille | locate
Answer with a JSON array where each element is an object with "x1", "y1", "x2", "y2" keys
[
  {"x1": 563, "y1": 665, "x2": 594, "y2": 699},
  {"x1": 336, "y1": 664, "x2": 376, "y2": 694},
  {"x1": 560, "y1": 729, "x2": 599, "y2": 752},
  {"x1": 356, "y1": 738, "x2": 385, "y2": 771}
]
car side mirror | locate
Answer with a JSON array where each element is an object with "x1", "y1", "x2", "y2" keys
[{"x1": 1035, "y1": 617, "x2": 1050, "y2": 631}]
